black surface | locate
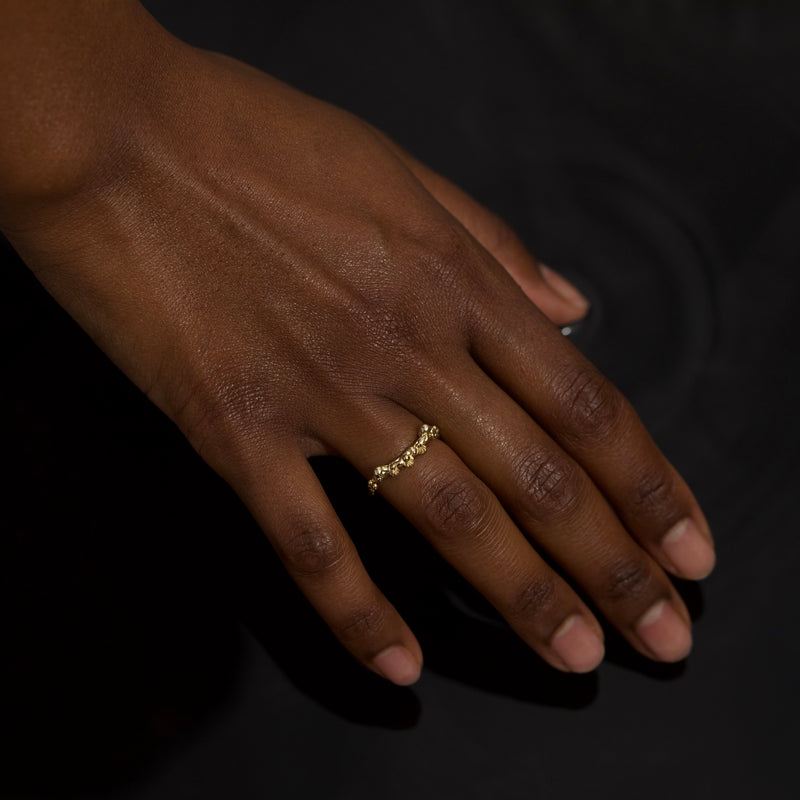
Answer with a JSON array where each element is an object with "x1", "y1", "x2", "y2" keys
[{"x1": 2, "y1": 1, "x2": 799, "y2": 798}]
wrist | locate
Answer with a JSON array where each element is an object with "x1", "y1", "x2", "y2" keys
[{"x1": 0, "y1": 1, "x2": 182, "y2": 229}]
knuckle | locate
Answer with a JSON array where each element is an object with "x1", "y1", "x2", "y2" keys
[
  {"x1": 172, "y1": 368, "x2": 281, "y2": 460},
  {"x1": 280, "y1": 525, "x2": 346, "y2": 578},
  {"x1": 508, "y1": 574, "x2": 559, "y2": 620},
  {"x1": 420, "y1": 470, "x2": 495, "y2": 542},
  {"x1": 366, "y1": 306, "x2": 423, "y2": 353},
  {"x1": 350, "y1": 226, "x2": 480, "y2": 367},
  {"x1": 418, "y1": 226, "x2": 485, "y2": 299},
  {"x1": 348, "y1": 285, "x2": 425, "y2": 358},
  {"x1": 515, "y1": 446, "x2": 584, "y2": 521},
  {"x1": 337, "y1": 602, "x2": 388, "y2": 643},
  {"x1": 632, "y1": 469, "x2": 676, "y2": 515},
  {"x1": 420, "y1": 226, "x2": 469, "y2": 274},
  {"x1": 553, "y1": 364, "x2": 625, "y2": 442},
  {"x1": 603, "y1": 555, "x2": 654, "y2": 603}
]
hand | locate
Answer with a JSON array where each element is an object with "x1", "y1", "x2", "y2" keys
[{"x1": 2, "y1": 18, "x2": 714, "y2": 686}]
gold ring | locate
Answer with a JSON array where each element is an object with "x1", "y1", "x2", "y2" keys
[{"x1": 368, "y1": 424, "x2": 440, "y2": 495}]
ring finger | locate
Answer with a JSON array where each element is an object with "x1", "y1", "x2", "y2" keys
[{"x1": 332, "y1": 404, "x2": 607, "y2": 674}]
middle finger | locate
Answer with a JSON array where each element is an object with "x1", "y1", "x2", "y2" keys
[{"x1": 397, "y1": 356, "x2": 693, "y2": 663}]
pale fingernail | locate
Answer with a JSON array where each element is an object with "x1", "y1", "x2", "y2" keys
[
  {"x1": 635, "y1": 599, "x2": 692, "y2": 662},
  {"x1": 661, "y1": 518, "x2": 716, "y2": 579},
  {"x1": 372, "y1": 645, "x2": 421, "y2": 686},
  {"x1": 540, "y1": 264, "x2": 590, "y2": 314},
  {"x1": 550, "y1": 614, "x2": 605, "y2": 673}
]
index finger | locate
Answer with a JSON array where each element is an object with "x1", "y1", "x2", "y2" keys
[{"x1": 470, "y1": 275, "x2": 715, "y2": 582}]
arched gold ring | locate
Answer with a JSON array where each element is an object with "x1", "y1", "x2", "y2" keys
[{"x1": 367, "y1": 424, "x2": 440, "y2": 495}]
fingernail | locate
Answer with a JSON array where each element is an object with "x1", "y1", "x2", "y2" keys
[
  {"x1": 635, "y1": 599, "x2": 692, "y2": 662},
  {"x1": 540, "y1": 264, "x2": 590, "y2": 314},
  {"x1": 372, "y1": 645, "x2": 421, "y2": 686},
  {"x1": 661, "y1": 518, "x2": 716, "y2": 579},
  {"x1": 550, "y1": 614, "x2": 605, "y2": 673}
]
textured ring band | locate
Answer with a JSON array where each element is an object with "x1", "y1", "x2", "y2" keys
[{"x1": 368, "y1": 424, "x2": 440, "y2": 495}]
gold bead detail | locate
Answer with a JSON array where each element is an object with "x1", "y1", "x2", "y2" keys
[{"x1": 368, "y1": 424, "x2": 440, "y2": 495}]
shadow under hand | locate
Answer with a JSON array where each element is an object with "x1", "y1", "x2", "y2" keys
[
  {"x1": 0, "y1": 370, "x2": 245, "y2": 796},
  {"x1": 315, "y1": 457, "x2": 708, "y2": 704},
  {"x1": 412, "y1": 575, "x2": 599, "y2": 709},
  {"x1": 312, "y1": 459, "x2": 602, "y2": 710},
  {"x1": 232, "y1": 516, "x2": 423, "y2": 730}
]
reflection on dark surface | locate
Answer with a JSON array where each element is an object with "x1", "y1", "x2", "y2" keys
[{"x1": 2, "y1": 1, "x2": 800, "y2": 797}]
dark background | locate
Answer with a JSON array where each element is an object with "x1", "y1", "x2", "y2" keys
[{"x1": 1, "y1": 1, "x2": 799, "y2": 798}]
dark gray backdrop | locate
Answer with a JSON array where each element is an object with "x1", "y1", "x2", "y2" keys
[{"x1": 2, "y1": 1, "x2": 798, "y2": 798}]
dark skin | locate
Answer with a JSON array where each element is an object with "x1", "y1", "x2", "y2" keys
[{"x1": 0, "y1": 1, "x2": 714, "y2": 685}]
